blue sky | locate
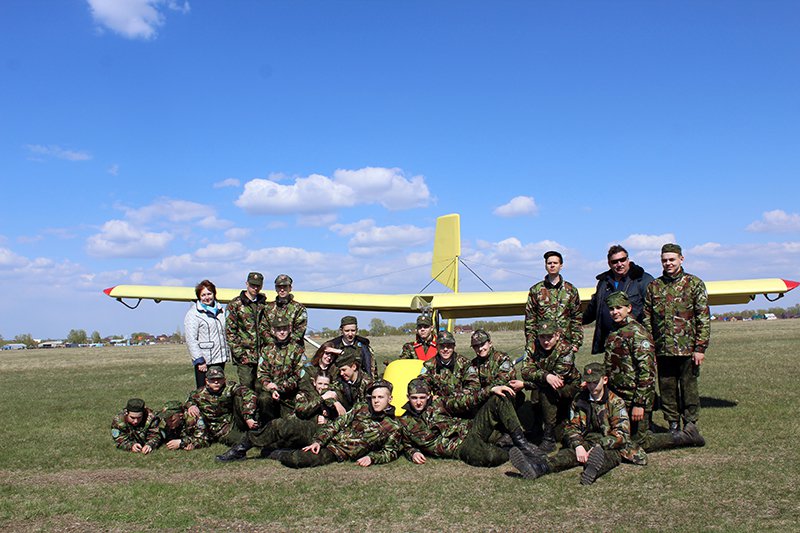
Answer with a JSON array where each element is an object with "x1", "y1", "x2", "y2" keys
[{"x1": 1, "y1": 1, "x2": 799, "y2": 339}]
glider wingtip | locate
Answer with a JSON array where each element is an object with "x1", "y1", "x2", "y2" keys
[
  {"x1": 103, "y1": 286, "x2": 115, "y2": 296},
  {"x1": 783, "y1": 279, "x2": 800, "y2": 292}
]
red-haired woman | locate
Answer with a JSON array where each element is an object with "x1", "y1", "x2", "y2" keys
[{"x1": 184, "y1": 279, "x2": 230, "y2": 388}]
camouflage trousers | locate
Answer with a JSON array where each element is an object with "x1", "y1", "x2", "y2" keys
[
  {"x1": 657, "y1": 356, "x2": 700, "y2": 424},
  {"x1": 547, "y1": 448, "x2": 621, "y2": 479},
  {"x1": 236, "y1": 363, "x2": 258, "y2": 392},
  {"x1": 456, "y1": 395, "x2": 521, "y2": 468},
  {"x1": 246, "y1": 416, "x2": 317, "y2": 449},
  {"x1": 280, "y1": 447, "x2": 339, "y2": 468},
  {"x1": 257, "y1": 392, "x2": 295, "y2": 423},
  {"x1": 217, "y1": 396, "x2": 252, "y2": 446}
]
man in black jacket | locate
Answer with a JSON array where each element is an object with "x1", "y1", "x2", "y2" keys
[{"x1": 583, "y1": 245, "x2": 654, "y2": 354}]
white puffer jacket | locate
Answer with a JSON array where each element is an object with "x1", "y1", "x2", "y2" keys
[{"x1": 184, "y1": 301, "x2": 230, "y2": 366}]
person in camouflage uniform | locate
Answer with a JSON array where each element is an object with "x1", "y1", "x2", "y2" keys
[
  {"x1": 510, "y1": 363, "x2": 630, "y2": 485},
  {"x1": 225, "y1": 272, "x2": 268, "y2": 390},
  {"x1": 216, "y1": 372, "x2": 345, "y2": 461},
  {"x1": 644, "y1": 243, "x2": 710, "y2": 435},
  {"x1": 257, "y1": 316, "x2": 306, "y2": 422},
  {"x1": 510, "y1": 319, "x2": 581, "y2": 452},
  {"x1": 524, "y1": 250, "x2": 583, "y2": 353},
  {"x1": 603, "y1": 291, "x2": 656, "y2": 462},
  {"x1": 399, "y1": 314, "x2": 438, "y2": 361},
  {"x1": 157, "y1": 400, "x2": 203, "y2": 451},
  {"x1": 327, "y1": 316, "x2": 377, "y2": 378},
  {"x1": 330, "y1": 346, "x2": 373, "y2": 411},
  {"x1": 462, "y1": 329, "x2": 514, "y2": 417},
  {"x1": 111, "y1": 398, "x2": 160, "y2": 454},
  {"x1": 264, "y1": 274, "x2": 307, "y2": 352},
  {"x1": 401, "y1": 378, "x2": 543, "y2": 468},
  {"x1": 419, "y1": 330, "x2": 479, "y2": 399},
  {"x1": 184, "y1": 367, "x2": 258, "y2": 448}
]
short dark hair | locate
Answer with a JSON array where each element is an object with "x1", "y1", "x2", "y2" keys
[
  {"x1": 607, "y1": 245, "x2": 628, "y2": 260},
  {"x1": 195, "y1": 279, "x2": 217, "y2": 299}
]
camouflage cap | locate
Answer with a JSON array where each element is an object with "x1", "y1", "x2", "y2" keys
[
  {"x1": 661, "y1": 243, "x2": 682, "y2": 255},
  {"x1": 247, "y1": 272, "x2": 264, "y2": 287},
  {"x1": 366, "y1": 379, "x2": 393, "y2": 395},
  {"x1": 582, "y1": 362, "x2": 605, "y2": 383},
  {"x1": 125, "y1": 398, "x2": 145, "y2": 413},
  {"x1": 337, "y1": 346, "x2": 360, "y2": 368},
  {"x1": 340, "y1": 315, "x2": 358, "y2": 327},
  {"x1": 272, "y1": 316, "x2": 291, "y2": 328},
  {"x1": 274, "y1": 274, "x2": 293, "y2": 286},
  {"x1": 161, "y1": 400, "x2": 184, "y2": 419},
  {"x1": 407, "y1": 377, "x2": 431, "y2": 395},
  {"x1": 416, "y1": 314, "x2": 433, "y2": 327},
  {"x1": 605, "y1": 291, "x2": 631, "y2": 308},
  {"x1": 438, "y1": 330, "x2": 456, "y2": 345},
  {"x1": 471, "y1": 328, "x2": 491, "y2": 346},
  {"x1": 543, "y1": 250, "x2": 563, "y2": 262},
  {"x1": 206, "y1": 366, "x2": 225, "y2": 380},
  {"x1": 536, "y1": 319, "x2": 561, "y2": 335}
]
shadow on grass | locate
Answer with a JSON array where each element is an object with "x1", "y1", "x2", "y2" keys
[{"x1": 699, "y1": 396, "x2": 738, "y2": 408}]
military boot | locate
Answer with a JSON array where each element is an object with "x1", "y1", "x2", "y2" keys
[
  {"x1": 215, "y1": 438, "x2": 253, "y2": 462},
  {"x1": 580, "y1": 447, "x2": 606, "y2": 485},
  {"x1": 539, "y1": 425, "x2": 557, "y2": 453},
  {"x1": 258, "y1": 446, "x2": 276, "y2": 459},
  {"x1": 668, "y1": 421, "x2": 681, "y2": 435},
  {"x1": 678, "y1": 422, "x2": 705, "y2": 447},
  {"x1": 509, "y1": 447, "x2": 551, "y2": 480},
  {"x1": 511, "y1": 428, "x2": 548, "y2": 462}
]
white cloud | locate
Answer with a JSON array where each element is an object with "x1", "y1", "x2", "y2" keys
[
  {"x1": 493, "y1": 196, "x2": 538, "y2": 217},
  {"x1": 235, "y1": 167, "x2": 432, "y2": 215},
  {"x1": 746, "y1": 210, "x2": 800, "y2": 233},
  {"x1": 620, "y1": 233, "x2": 677, "y2": 250},
  {"x1": 224, "y1": 227, "x2": 251, "y2": 241},
  {"x1": 213, "y1": 178, "x2": 240, "y2": 189},
  {"x1": 122, "y1": 198, "x2": 215, "y2": 225},
  {"x1": 194, "y1": 242, "x2": 245, "y2": 260},
  {"x1": 25, "y1": 144, "x2": 91, "y2": 161},
  {"x1": 0, "y1": 247, "x2": 29, "y2": 268},
  {"x1": 108, "y1": 164, "x2": 119, "y2": 176},
  {"x1": 330, "y1": 219, "x2": 433, "y2": 256},
  {"x1": 298, "y1": 214, "x2": 338, "y2": 227},
  {"x1": 86, "y1": 220, "x2": 173, "y2": 258},
  {"x1": 244, "y1": 247, "x2": 326, "y2": 267},
  {"x1": 86, "y1": 0, "x2": 189, "y2": 40},
  {"x1": 197, "y1": 216, "x2": 234, "y2": 230}
]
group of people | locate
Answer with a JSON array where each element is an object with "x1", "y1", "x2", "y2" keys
[{"x1": 112, "y1": 242, "x2": 710, "y2": 484}]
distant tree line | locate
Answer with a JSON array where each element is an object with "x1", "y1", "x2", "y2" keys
[{"x1": 714, "y1": 304, "x2": 800, "y2": 320}]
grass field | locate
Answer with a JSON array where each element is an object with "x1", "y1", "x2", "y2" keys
[{"x1": 2, "y1": 320, "x2": 799, "y2": 531}]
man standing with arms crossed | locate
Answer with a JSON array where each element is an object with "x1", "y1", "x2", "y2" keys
[{"x1": 644, "y1": 244, "x2": 710, "y2": 438}]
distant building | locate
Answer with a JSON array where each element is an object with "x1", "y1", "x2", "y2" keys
[{"x1": 2, "y1": 343, "x2": 27, "y2": 350}]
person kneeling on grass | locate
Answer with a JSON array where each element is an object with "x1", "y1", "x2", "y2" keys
[
  {"x1": 111, "y1": 398, "x2": 160, "y2": 454},
  {"x1": 218, "y1": 380, "x2": 401, "y2": 468},
  {"x1": 401, "y1": 378, "x2": 545, "y2": 468},
  {"x1": 510, "y1": 362, "x2": 630, "y2": 485}
]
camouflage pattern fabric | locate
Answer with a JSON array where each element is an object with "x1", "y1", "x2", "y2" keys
[
  {"x1": 247, "y1": 415, "x2": 318, "y2": 449},
  {"x1": 329, "y1": 335, "x2": 378, "y2": 378},
  {"x1": 603, "y1": 316, "x2": 656, "y2": 409},
  {"x1": 155, "y1": 404, "x2": 202, "y2": 449},
  {"x1": 524, "y1": 277, "x2": 583, "y2": 352},
  {"x1": 294, "y1": 388, "x2": 340, "y2": 423},
  {"x1": 264, "y1": 294, "x2": 308, "y2": 350},
  {"x1": 184, "y1": 381, "x2": 257, "y2": 448},
  {"x1": 225, "y1": 291, "x2": 268, "y2": 367},
  {"x1": 399, "y1": 336, "x2": 438, "y2": 361},
  {"x1": 657, "y1": 356, "x2": 700, "y2": 424},
  {"x1": 643, "y1": 269, "x2": 710, "y2": 357},
  {"x1": 314, "y1": 403, "x2": 402, "y2": 464},
  {"x1": 419, "y1": 352, "x2": 480, "y2": 399},
  {"x1": 111, "y1": 408, "x2": 161, "y2": 450},
  {"x1": 564, "y1": 389, "x2": 630, "y2": 452},
  {"x1": 331, "y1": 371, "x2": 373, "y2": 411},
  {"x1": 257, "y1": 339, "x2": 305, "y2": 415},
  {"x1": 514, "y1": 337, "x2": 581, "y2": 387},
  {"x1": 468, "y1": 347, "x2": 513, "y2": 389}
]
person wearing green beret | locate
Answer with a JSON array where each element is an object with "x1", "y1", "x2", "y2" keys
[{"x1": 644, "y1": 244, "x2": 710, "y2": 438}]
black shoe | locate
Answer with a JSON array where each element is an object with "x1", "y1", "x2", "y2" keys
[
  {"x1": 580, "y1": 447, "x2": 605, "y2": 485},
  {"x1": 681, "y1": 422, "x2": 705, "y2": 447},
  {"x1": 495, "y1": 433, "x2": 514, "y2": 450},
  {"x1": 509, "y1": 447, "x2": 539, "y2": 479},
  {"x1": 539, "y1": 425, "x2": 557, "y2": 453},
  {"x1": 511, "y1": 429, "x2": 548, "y2": 461},
  {"x1": 215, "y1": 443, "x2": 250, "y2": 462}
]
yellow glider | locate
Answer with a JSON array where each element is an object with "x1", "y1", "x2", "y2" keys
[{"x1": 104, "y1": 213, "x2": 799, "y2": 316}]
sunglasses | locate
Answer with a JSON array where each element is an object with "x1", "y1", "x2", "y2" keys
[{"x1": 609, "y1": 256, "x2": 629, "y2": 265}]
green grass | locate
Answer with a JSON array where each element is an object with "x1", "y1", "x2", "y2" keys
[{"x1": 2, "y1": 321, "x2": 799, "y2": 531}]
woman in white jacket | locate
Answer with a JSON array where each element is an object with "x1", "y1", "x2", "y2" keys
[{"x1": 184, "y1": 279, "x2": 230, "y2": 388}]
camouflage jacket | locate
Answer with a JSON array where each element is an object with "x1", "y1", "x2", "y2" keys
[
  {"x1": 329, "y1": 335, "x2": 378, "y2": 378},
  {"x1": 524, "y1": 277, "x2": 584, "y2": 351},
  {"x1": 264, "y1": 294, "x2": 308, "y2": 350},
  {"x1": 400, "y1": 336, "x2": 438, "y2": 361},
  {"x1": 604, "y1": 316, "x2": 656, "y2": 408},
  {"x1": 225, "y1": 291, "x2": 268, "y2": 366},
  {"x1": 513, "y1": 337, "x2": 580, "y2": 388},
  {"x1": 294, "y1": 388, "x2": 340, "y2": 423},
  {"x1": 111, "y1": 408, "x2": 161, "y2": 450},
  {"x1": 155, "y1": 403, "x2": 203, "y2": 450},
  {"x1": 399, "y1": 398, "x2": 472, "y2": 459},
  {"x1": 643, "y1": 269, "x2": 710, "y2": 357},
  {"x1": 468, "y1": 347, "x2": 513, "y2": 389},
  {"x1": 314, "y1": 403, "x2": 402, "y2": 464},
  {"x1": 565, "y1": 389, "x2": 630, "y2": 451},
  {"x1": 257, "y1": 339, "x2": 306, "y2": 404},
  {"x1": 331, "y1": 371, "x2": 373, "y2": 411},
  {"x1": 420, "y1": 352, "x2": 480, "y2": 399},
  {"x1": 184, "y1": 382, "x2": 257, "y2": 448}
]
